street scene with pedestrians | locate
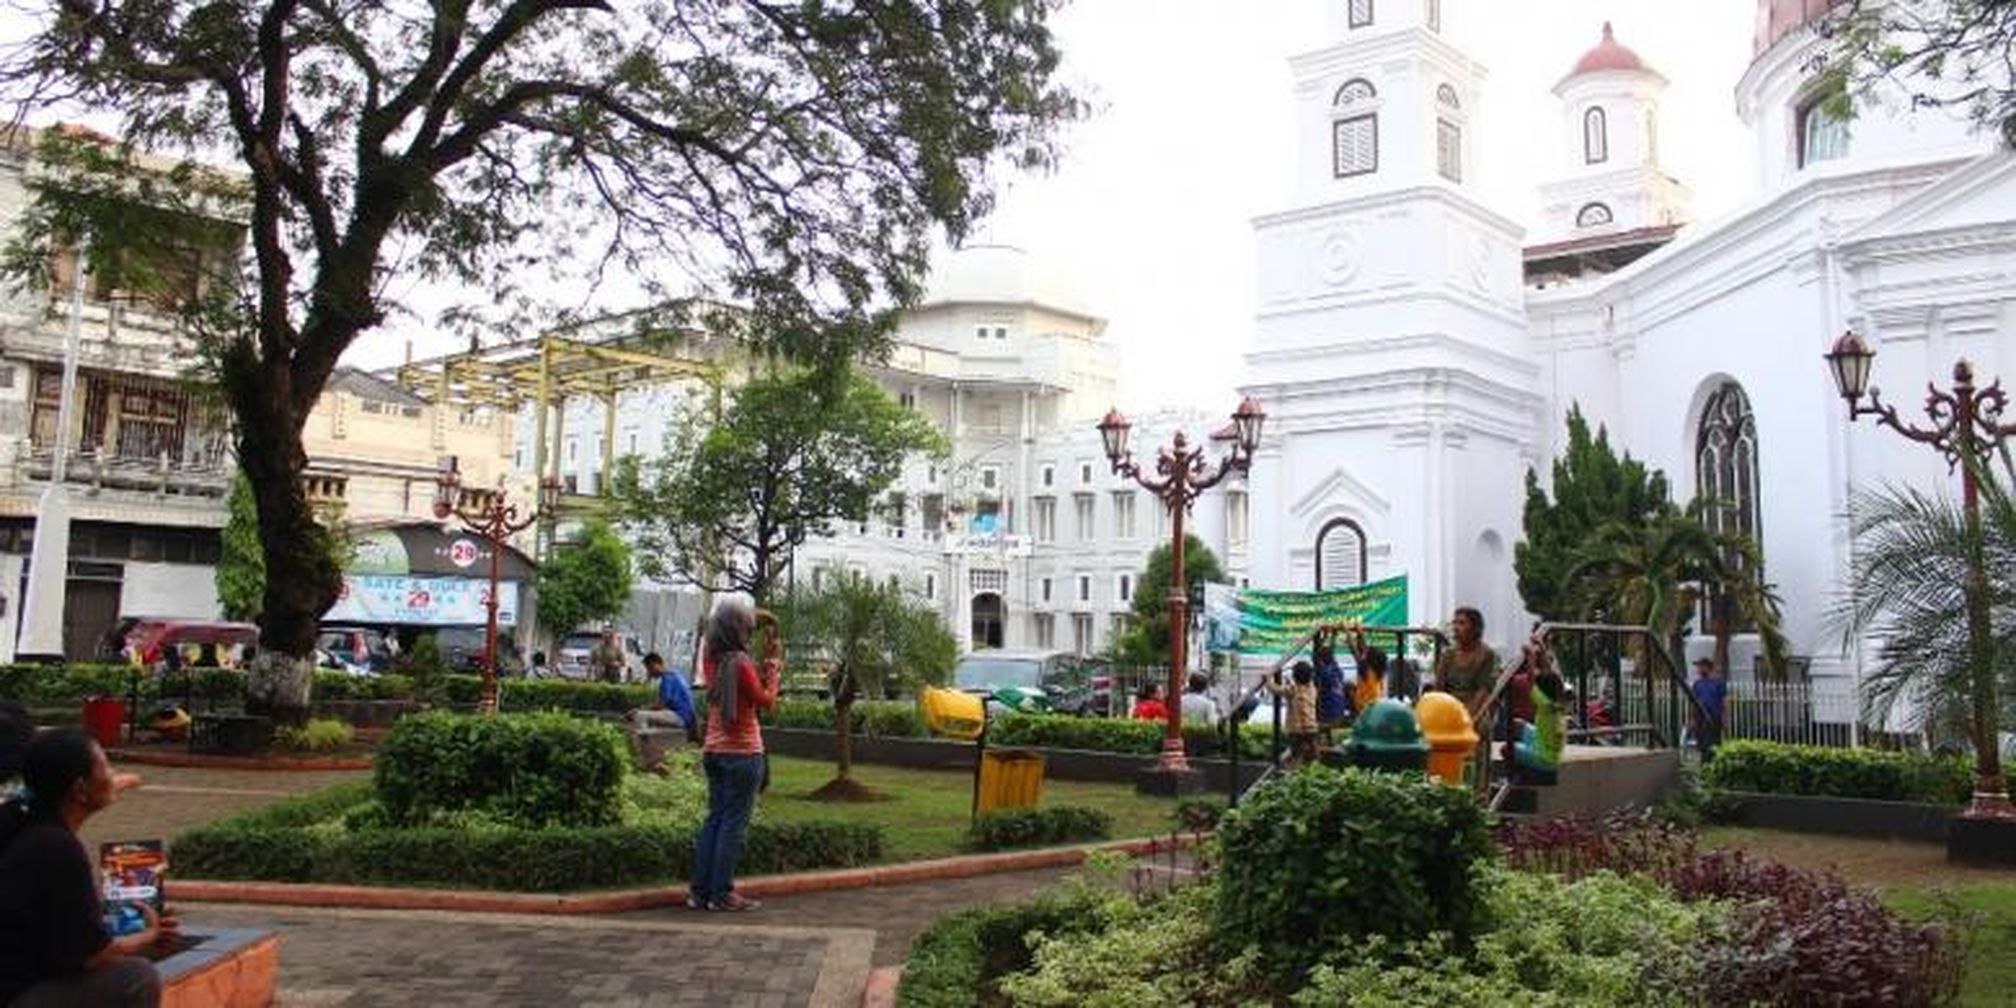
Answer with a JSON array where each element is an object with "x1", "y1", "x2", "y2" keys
[{"x1": 3, "y1": 1, "x2": 2016, "y2": 1005}]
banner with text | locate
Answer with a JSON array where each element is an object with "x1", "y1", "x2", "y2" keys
[
  {"x1": 323, "y1": 575, "x2": 521, "y2": 627},
  {"x1": 1204, "y1": 575, "x2": 1409, "y2": 658}
]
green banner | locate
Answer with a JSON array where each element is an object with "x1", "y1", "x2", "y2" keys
[{"x1": 1205, "y1": 575, "x2": 1410, "y2": 657}]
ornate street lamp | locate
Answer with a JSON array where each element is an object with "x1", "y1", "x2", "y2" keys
[
  {"x1": 433, "y1": 468, "x2": 562, "y2": 714},
  {"x1": 1823, "y1": 331, "x2": 2016, "y2": 827},
  {"x1": 1099, "y1": 398, "x2": 1266, "y2": 792}
]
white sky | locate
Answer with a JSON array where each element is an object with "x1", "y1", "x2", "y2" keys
[{"x1": 951, "y1": 0, "x2": 1761, "y2": 414}]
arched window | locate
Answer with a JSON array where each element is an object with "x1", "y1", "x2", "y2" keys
[
  {"x1": 1332, "y1": 79, "x2": 1379, "y2": 179},
  {"x1": 1575, "y1": 202, "x2": 1614, "y2": 228},
  {"x1": 1583, "y1": 106, "x2": 1608, "y2": 164},
  {"x1": 1349, "y1": 0, "x2": 1374, "y2": 29},
  {"x1": 1696, "y1": 381, "x2": 1761, "y2": 547},
  {"x1": 1435, "y1": 84, "x2": 1462, "y2": 183},
  {"x1": 1315, "y1": 519, "x2": 1368, "y2": 590},
  {"x1": 1797, "y1": 83, "x2": 1850, "y2": 167}
]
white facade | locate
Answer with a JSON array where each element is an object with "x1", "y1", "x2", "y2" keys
[{"x1": 1244, "y1": 0, "x2": 2016, "y2": 699}]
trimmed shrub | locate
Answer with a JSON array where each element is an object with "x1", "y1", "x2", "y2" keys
[
  {"x1": 989, "y1": 713, "x2": 1162, "y2": 754},
  {"x1": 0, "y1": 664, "x2": 244, "y2": 707},
  {"x1": 1702, "y1": 739, "x2": 1970, "y2": 806},
  {"x1": 968, "y1": 805, "x2": 1112, "y2": 851},
  {"x1": 312, "y1": 673, "x2": 415, "y2": 702},
  {"x1": 1214, "y1": 768, "x2": 1494, "y2": 980},
  {"x1": 896, "y1": 890, "x2": 1114, "y2": 1008},
  {"x1": 374, "y1": 711, "x2": 628, "y2": 828},
  {"x1": 276, "y1": 718, "x2": 355, "y2": 752},
  {"x1": 174, "y1": 817, "x2": 883, "y2": 892},
  {"x1": 767, "y1": 699, "x2": 928, "y2": 738},
  {"x1": 440, "y1": 675, "x2": 653, "y2": 713}
]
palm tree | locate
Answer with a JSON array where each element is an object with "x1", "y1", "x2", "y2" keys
[
  {"x1": 1834, "y1": 463, "x2": 2016, "y2": 804},
  {"x1": 783, "y1": 571, "x2": 956, "y2": 800},
  {"x1": 1566, "y1": 500, "x2": 1789, "y2": 676}
]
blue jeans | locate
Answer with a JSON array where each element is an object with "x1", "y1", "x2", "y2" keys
[{"x1": 691, "y1": 752, "x2": 763, "y2": 903}]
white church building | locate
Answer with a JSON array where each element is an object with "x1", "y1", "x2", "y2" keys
[{"x1": 1241, "y1": 0, "x2": 2016, "y2": 702}]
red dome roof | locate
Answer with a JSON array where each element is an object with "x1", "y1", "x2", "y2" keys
[
  {"x1": 1754, "y1": 0, "x2": 1845, "y2": 56},
  {"x1": 1565, "y1": 22, "x2": 1655, "y2": 79}
]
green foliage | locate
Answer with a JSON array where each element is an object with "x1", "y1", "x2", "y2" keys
[
  {"x1": 1517, "y1": 406, "x2": 1672, "y2": 622},
  {"x1": 767, "y1": 699, "x2": 928, "y2": 738},
  {"x1": 775, "y1": 571, "x2": 958, "y2": 702},
  {"x1": 1828, "y1": 0, "x2": 2016, "y2": 147},
  {"x1": 1110, "y1": 535, "x2": 1225, "y2": 667},
  {"x1": 967, "y1": 805, "x2": 1112, "y2": 851},
  {"x1": 611, "y1": 368, "x2": 948, "y2": 601},
  {"x1": 1293, "y1": 869, "x2": 1712, "y2": 1008},
  {"x1": 1702, "y1": 739, "x2": 1972, "y2": 806},
  {"x1": 442, "y1": 675, "x2": 654, "y2": 714},
  {"x1": 896, "y1": 889, "x2": 1117, "y2": 1008},
  {"x1": 996, "y1": 884, "x2": 1245, "y2": 1008},
  {"x1": 374, "y1": 712, "x2": 629, "y2": 828},
  {"x1": 216, "y1": 474, "x2": 265, "y2": 623},
  {"x1": 275, "y1": 717, "x2": 355, "y2": 752},
  {"x1": 400, "y1": 636, "x2": 450, "y2": 698},
  {"x1": 174, "y1": 817, "x2": 883, "y2": 892},
  {"x1": 985, "y1": 712, "x2": 1269, "y2": 760},
  {"x1": 0, "y1": 664, "x2": 243, "y2": 708},
  {"x1": 1835, "y1": 468, "x2": 2016, "y2": 776},
  {"x1": 1214, "y1": 767, "x2": 1494, "y2": 980},
  {"x1": 310, "y1": 672, "x2": 415, "y2": 702},
  {"x1": 535, "y1": 520, "x2": 635, "y2": 635}
]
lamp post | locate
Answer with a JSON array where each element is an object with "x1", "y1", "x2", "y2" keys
[
  {"x1": 434, "y1": 469, "x2": 562, "y2": 715},
  {"x1": 1099, "y1": 397, "x2": 1265, "y2": 792},
  {"x1": 1823, "y1": 331, "x2": 2015, "y2": 823}
]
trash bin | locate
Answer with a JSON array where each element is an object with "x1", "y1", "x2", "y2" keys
[
  {"x1": 82, "y1": 696, "x2": 128, "y2": 748},
  {"x1": 1416, "y1": 691, "x2": 1479, "y2": 785},
  {"x1": 1345, "y1": 699, "x2": 1430, "y2": 773},
  {"x1": 976, "y1": 749, "x2": 1045, "y2": 816}
]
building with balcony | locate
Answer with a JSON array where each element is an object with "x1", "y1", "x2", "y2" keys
[{"x1": 0, "y1": 129, "x2": 242, "y2": 661}]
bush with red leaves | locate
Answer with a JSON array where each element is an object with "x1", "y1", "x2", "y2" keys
[{"x1": 1495, "y1": 812, "x2": 1966, "y2": 1008}]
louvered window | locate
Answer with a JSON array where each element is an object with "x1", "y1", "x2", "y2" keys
[{"x1": 1315, "y1": 519, "x2": 1367, "y2": 590}]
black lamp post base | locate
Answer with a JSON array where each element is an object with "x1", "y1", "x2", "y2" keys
[
  {"x1": 1948, "y1": 813, "x2": 2016, "y2": 868},
  {"x1": 1135, "y1": 766, "x2": 1207, "y2": 797}
]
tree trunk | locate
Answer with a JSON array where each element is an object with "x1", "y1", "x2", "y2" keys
[
  {"x1": 835, "y1": 696, "x2": 855, "y2": 781},
  {"x1": 233, "y1": 372, "x2": 341, "y2": 727}
]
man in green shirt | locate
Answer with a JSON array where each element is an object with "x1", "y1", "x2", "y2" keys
[{"x1": 1432, "y1": 606, "x2": 1499, "y2": 716}]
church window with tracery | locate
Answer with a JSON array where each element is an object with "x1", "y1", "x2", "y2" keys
[{"x1": 1696, "y1": 381, "x2": 1761, "y2": 547}]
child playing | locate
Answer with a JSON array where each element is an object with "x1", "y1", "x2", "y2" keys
[
  {"x1": 1267, "y1": 661, "x2": 1321, "y2": 768},
  {"x1": 1511, "y1": 635, "x2": 1567, "y2": 782}
]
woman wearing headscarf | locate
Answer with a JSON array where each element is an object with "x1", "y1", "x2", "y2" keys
[{"x1": 688, "y1": 593, "x2": 781, "y2": 912}]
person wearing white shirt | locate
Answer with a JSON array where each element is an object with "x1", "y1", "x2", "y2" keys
[{"x1": 1179, "y1": 673, "x2": 1219, "y2": 726}]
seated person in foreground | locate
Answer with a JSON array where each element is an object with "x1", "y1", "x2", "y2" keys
[{"x1": 0, "y1": 728, "x2": 174, "y2": 1007}]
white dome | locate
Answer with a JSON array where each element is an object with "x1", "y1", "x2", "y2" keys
[{"x1": 920, "y1": 244, "x2": 1096, "y2": 319}]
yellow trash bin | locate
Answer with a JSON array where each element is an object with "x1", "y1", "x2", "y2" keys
[
  {"x1": 976, "y1": 749, "x2": 1046, "y2": 816},
  {"x1": 1415, "y1": 691, "x2": 1480, "y2": 785},
  {"x1": 920, "y1": 686, "x2": 985, "y2": 740}
]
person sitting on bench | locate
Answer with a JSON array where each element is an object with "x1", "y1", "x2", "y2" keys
[{"x1": 633, "y1": 652, "x2": 700, "y2": 743}]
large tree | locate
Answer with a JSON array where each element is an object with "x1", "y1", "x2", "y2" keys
[
  {"x1": 1110, "y1": 533, "x2": 1225, "y2": 669},
  {"x1": 1516, "y1": 406, "x2": 1671, "y2": 622},
  {"x1": 0, "y1": 0, "x2": 1075, "y2": 722},
  {"x1": 1829, "y1": 0, "x2": 2016, "y2": 147},
  {"x1": 609, "y1": 366, "x2": 944, "y2": 602},
  {"x1": 535, "y1": 518, "x2": 633, "y2": 638},
  {"x1": 775, "y1": 571, "x2": 954, "y2": 799}
]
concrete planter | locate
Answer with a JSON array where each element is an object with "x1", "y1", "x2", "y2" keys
[
  {"x1": 761, "y1": 728, "x2": 1269, "y2": 792},
  {"x1": 1722, "y1": 790, "x2": 1957, "y2": 843}
]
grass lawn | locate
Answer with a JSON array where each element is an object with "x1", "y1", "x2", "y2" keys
[
  {"x1": 756, "y1": 754, "x2": 1185, "y2": 862},
  {"x1": 1705, "y1": 827, "x2": 2016, "y2": 1007}
]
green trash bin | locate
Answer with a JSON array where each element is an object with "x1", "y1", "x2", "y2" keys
[{"x1": 1346, "y1": 699, "x2": 1430, "y2": 772}]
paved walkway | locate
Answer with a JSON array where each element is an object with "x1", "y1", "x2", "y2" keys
[{"x1": 84, "y1": 764, "x2": 368, "y2": 853}]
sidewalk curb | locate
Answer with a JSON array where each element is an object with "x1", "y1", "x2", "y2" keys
[
  {"x1": 108, "y1": 749, "x2": 374, "y2": 772},
  {"x1": 861, "y1": 966, "x2": 903, "y2": 1008},
  {"x1": 167, "y1": 834, "x2": 1199, "y2": 914}
]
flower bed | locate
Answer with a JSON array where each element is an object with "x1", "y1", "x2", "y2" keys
[{"x1": 897, "y1": 774, "x2": 1966, "y2": 1008}]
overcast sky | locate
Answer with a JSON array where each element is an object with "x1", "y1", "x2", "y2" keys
[{"x1": 345, "y1": 2, "x2": 1760, "y2": 412}]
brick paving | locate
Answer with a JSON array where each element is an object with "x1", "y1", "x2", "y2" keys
[
  {"x1": 184, "y1": 905, "x2": 874, "y2": 1008},
  {"x1": 84, "y1": 763, "x2": 368, "y2": 853}
]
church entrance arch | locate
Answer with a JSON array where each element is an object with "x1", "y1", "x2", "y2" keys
[{"x1": 971, "y1": 592, "x2": 1005, "y2": 650}]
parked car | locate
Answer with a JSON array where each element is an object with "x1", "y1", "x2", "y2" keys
[
  {"x1": 554, "y1": 629, "x2": 646, "y2": 682},
  {"x1": 950, "y1": 650, "x2": 1099, "y2": 716},
  {"x1": 421, "y1": 625, "x2": 526, "y2": 677},
  {"x1": 316, "y1": 626, "x2": 395, "y2": 674}
]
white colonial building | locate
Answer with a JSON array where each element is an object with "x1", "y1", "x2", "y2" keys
[
  {"x1": 535, "y1": 245, "x2": 1247, "y2": 658},
  {"x1": 1241, "y1": 0, "x2": 2016, "y2": 706}
]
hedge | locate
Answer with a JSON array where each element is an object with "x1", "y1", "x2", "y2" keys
[
  {"x1": 0, "y1": 664, "x2": 246, "y2": 707},
  {"x1": 896, "y1": 893, "x2": 1110, "y2": 1008},
  {"x1": 967, "y1": 805, "x2": 1112, "y2": 851},
  {"x1": 766, "y1": 699, "x2": 928, "y2": 738},
  {"x1": 1701, "y1": 739, "x2": 1972, "y2": 806},
  {"x1": 375, "y1": 711, "x2": 629, "y2": 828},
  {"x1": 987, "y1": 713, "x2": 1273, "y2": 761},
  {"x1": 173, "y1": 816, "x2": 885, "y2": 892},
  {"x1": 444, "y1": 676, "x2": 655, "y2": 713}
]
